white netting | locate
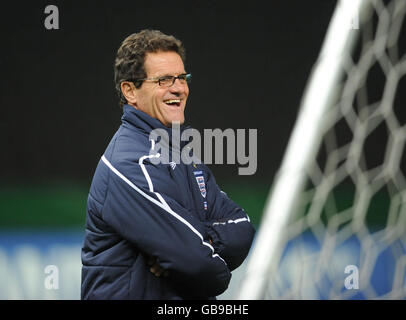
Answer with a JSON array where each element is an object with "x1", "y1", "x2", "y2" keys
[{"x1": 260, "y1": 0, "x2": 406, "y2": 299}]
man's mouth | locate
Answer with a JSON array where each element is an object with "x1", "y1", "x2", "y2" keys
[{"x1": 164, "y1": 99, "x2": 181, "y2": 107}]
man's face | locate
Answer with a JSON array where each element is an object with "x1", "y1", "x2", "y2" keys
[{"x1": 132, "y1": 51, "x2": 189, "y2": 127}]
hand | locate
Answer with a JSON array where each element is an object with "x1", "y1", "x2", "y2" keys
[{"x1": 147, "y1": 256, "x2": 169, "y2": 277}]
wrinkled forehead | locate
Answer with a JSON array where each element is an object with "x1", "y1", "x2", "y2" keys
[{"x1": 144, "y1": 51, "x2": 186, "y2": 77}]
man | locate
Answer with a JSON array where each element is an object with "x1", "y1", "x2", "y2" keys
[{"x1": 81, "y1": 29, "x2": 255, "y2": 299}]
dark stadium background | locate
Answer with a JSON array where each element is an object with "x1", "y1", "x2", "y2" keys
[{"x1": 0, "y1": 0, "x2": 339, "y2": 229}]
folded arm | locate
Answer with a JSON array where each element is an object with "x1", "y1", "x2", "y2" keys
[
  {"x1": 101, "y1": 156, "x2": 231, "y2": 298},
  {"x1": 204, "y1": 167, "x2": 256, "y2": 271}
]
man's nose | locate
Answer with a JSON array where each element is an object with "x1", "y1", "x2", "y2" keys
[{"x1": 169, "y1": 78, "x2": 187, "y2": 93}]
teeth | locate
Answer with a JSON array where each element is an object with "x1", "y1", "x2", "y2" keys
[{"x1": 164, "y1": 99, "x2": 180, "y2": 104}]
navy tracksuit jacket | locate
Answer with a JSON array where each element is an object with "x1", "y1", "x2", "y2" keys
[{"x1": 81, "y1": 105, "x2": 255, "y2": 299}]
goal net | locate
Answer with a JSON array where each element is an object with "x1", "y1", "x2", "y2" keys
[{"x1": 238, "y1": 0, "x2": 406, "y2": 299}]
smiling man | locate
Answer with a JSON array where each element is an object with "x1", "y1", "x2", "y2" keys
[
  {"x1": 81, "y1": 29, "x2": 255, "y2": 300},
  {"x1": 121, "y1": 50, "x2": 189, "y2": 127}
]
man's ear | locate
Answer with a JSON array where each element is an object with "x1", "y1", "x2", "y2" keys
[{"x1": 120, "y1": 81, "x2": 137, "y2": 105}]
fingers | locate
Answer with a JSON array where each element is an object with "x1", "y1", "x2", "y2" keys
[
  {"x1": 150, "y1": 264, "x2": 168, "y2": 277},
  {"x1": 150, "y1": 263, "x2": 164, "y2": 277},
  {"x1": 147, "y1": 256, "x2": 169, "y2": 277}
]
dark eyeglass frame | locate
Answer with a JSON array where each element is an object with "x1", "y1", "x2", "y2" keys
[{"x1": 132, "y1": 73, "x2": 192, "y2": 87}]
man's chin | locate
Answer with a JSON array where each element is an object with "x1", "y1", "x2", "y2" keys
[
  {"x1": 170, "y1": 120, "x2": 185, "y2": 127},
  {"x1": 161, "y1": 119, "x2": 185, "y2": 128},
  {"x1": 168, "y1": 116, "x2": 185, "y2": 126}
]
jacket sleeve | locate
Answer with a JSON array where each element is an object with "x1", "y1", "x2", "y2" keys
[
  {"x1": 204, "y1": 166, "x2": 256, "y2": 271},
  {"x1": 100, "y1": 156, "x2": 231, "y2": 298}
]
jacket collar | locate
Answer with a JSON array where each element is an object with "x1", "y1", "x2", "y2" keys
[
  {"x1": 121, "y1": 104, "x2": 192, "y2": 147},
  {"x1": 122, "y1": 104, "x2": 167, "y2": 134}
]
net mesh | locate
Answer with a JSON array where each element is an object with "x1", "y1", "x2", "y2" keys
[{"x1": 264, "y1": 0, "x2": 406, "y2": 299}]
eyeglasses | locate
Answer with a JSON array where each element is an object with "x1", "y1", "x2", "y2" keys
[{"x1": 133, "y1": 73, "x2": 192, "y2": 87}]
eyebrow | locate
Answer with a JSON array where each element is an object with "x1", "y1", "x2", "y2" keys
[{"x1": 155, "y1": 72, "x2": 187, "y2": 78}]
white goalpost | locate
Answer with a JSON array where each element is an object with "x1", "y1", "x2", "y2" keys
[{"x1": 238, "y1": 0, "x2": 406, "y2": 299}]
